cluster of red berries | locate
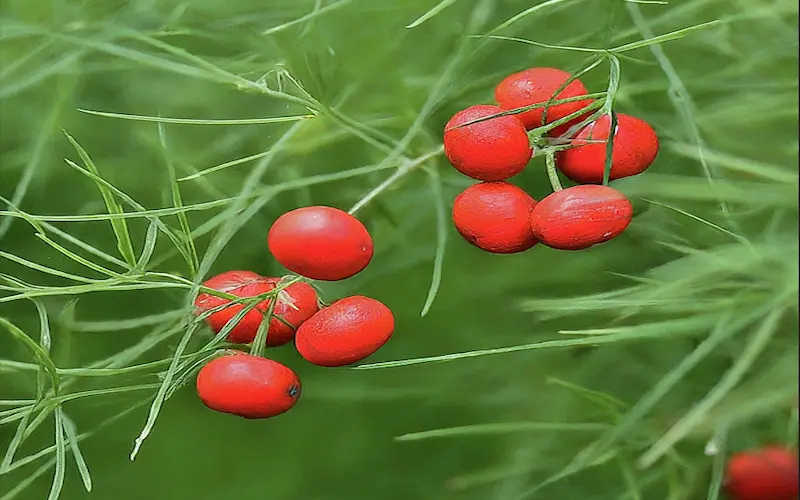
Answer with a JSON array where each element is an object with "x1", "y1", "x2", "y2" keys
[
  {"x1": 724, "y1": 445, "x2": 798, "y2": 500},
  {"x1": 192, "y1": 206, "x2": 393, "y2": 419},
  {"x1": 180, "y1": 64, "x2": 791, "y2": 500},
  {"x1": 444, "y1": 67, "x2": 659, "y2": 253}
]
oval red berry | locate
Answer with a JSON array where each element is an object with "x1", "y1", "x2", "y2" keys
[
  {"x1": 725, "y1": 446, "x2": 798, "y2": 500},
  {"x1": 556, "y1": 113, "x2": 659, "y2": 183},
  {"x1": 196, "y1": 352, "x2": 301, "y2": 419},
  {"x1": 494, "y1": 67, "x2": 594, "y2": 137},
  {"x1": 268, "y1": 206, "x2": 374, "y2": 281},
  {"x1": 452, "y1": 181, "x2": 538, "y2": 254},
  {"x1": 529, "y1": 185, "x2": 632, "y2": 250},
  {"x1": 295, "y1": 295, "x2": 395, "y2": 367},
  {"x1": 444, "y1": 104, "x2": 532, "y2": 181},
  {"x1": 195, "y1": 271, "x2": 319, "y2": 346}
]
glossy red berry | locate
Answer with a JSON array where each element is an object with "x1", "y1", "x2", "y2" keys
[
  {"x1": 452, "y1": 181, "x2": 538, "y2": 253},
  {"x1": 495, "y1": 67, "x2": 594, "y2": 137},
  {"x1": 295, "y1": 295, "x2": 395, "y2": 367},
  {"x1": 556, "y1": 113, "x2": 659, "y2": 183},
  {"x1": 725, "y1": 446, "x2": 798, "y2": 500},
  {"x1": 268, "y1": 206, "x2": 373, "y2": 281},
  {"x1": 443, "y1": 104, "x2": 532, "y2": 181},
  {"x1": 529, "y1": 185, "x2": 633, "y2": 250},
  {"x1": 195, "y1": 271, "x2": 319, "y2": 346},
  {"x1": 196, "y1": 352, "x2": 301, "y2": 419}
]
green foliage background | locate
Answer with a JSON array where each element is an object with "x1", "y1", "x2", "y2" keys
[{"x1": 0, "y1": 0, "x2": 797, "y2": 499}]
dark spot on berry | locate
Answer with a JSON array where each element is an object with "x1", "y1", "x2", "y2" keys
[{"x1": 288, "y1": 385, "x2": 299, "y2": 398}]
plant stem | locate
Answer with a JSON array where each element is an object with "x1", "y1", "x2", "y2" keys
[{"x1": 545, "y1": 151, "x2": 563, "y2": 192}]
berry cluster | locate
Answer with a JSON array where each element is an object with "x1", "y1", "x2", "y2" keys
[
  {"x1": 192, "y1": 206, "x2": 393, "y2": 419},
  {"x1": 445, "y1": 67, "x2": 659, "y2": 253}
]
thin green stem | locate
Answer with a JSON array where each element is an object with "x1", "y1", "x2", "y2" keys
[{"x1": 545, "y1": 152, "x2": 564, "y2": 192}]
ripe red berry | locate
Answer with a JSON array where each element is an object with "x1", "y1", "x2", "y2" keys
[
  {"x1": 195, "y1": 271, "x2": 319, "y2": 346},
  {"x1": 556, "y1": 113, "x2": 659, "y2": 183},
  {"x1": 494, "y1": 67, "x2": 594, "y2": 137},
  {"x1": 196, "y1": 352, "x2": 301, "y2": 419},
  {"x1": 295, "y1": 295, "x2": 395, "y2": 367},
  {"x1": 529, "y1": 185, "x2": 633, "y2": 250},
  {"x1": 725, "y1": 446, "x2": 798, "y2": 500},
  {"x1": 452, "y1": 181, "x2": 538, "y2": 254},
  {"x1": 443, "y1": 104, "x2": 532, "y2": 181},
  {"x1": 268, "y1": 206, "x2": 374, "y2": 281}
]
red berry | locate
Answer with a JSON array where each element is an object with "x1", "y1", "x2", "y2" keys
[
  {"x1": 452, "y1": 181, "x2": 538, "y2": 254},
  {"x1": 556, "y1": 114, "x2": 659, "y2": 183},
  {"x1": 196, "y1": 352, "x2": 301, "y2": 419},
  {"x1": 529, "y1": 185, "x2": 633, "y2": 250},
  {"x1": 295, "y1": 295, "x2": 394, "y2": 367},
  {"x1": 444, "y1": 104, "x2": 532, "y2": 181},
  {"x1": 268, "y1": 206, "x2": 373, "y2": 281},
  {"x1": 195, "y1": 271, "x2": 319, "y2": 346},
  {"x1": 725, "y1": 446, "x2": 798, "y2": 500},
  {"x1": 495, "y1": 67, "x2": 594, "y2": 137}
]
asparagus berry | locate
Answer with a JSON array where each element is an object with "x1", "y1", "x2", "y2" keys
[
  {"x1": 268, "y1": 206, "x2": 374, "y2": 281},
  {"x1": 495, "y1": 67, "x2": 594, "y2": 137},
  {"x1": 295, "y1": 296, "x2": 395, "y2": 367},
  {"x1": 452, "y1": 181, "x2": 538, "y2": 254},
  {"x1": 529, "y1": 185, "x2": 633, "y2": 250},
  {"x1": 556, "y1": 113, "x2": 659, "y2": 183},
  {"x1": 196, "y1": 352, "x2": 301, "y2": 419},
  {"x1": 444, "y1": 104, "x2": 532, "y2": 181}
]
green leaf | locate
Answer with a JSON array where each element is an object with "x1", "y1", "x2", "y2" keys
[
  {"x1": 77, "y1": 108, "x2": 313, "y2": 125},
  {"x1": 61, "y1": 413, "x2": 92, "y2": 492},
  {"x1": 156, "y1": 121, "x2": 198, "y2": 274},
  {"x1": 611, "y1": 20, "x2": 722, "y2": 53},
  {"x1": 62, "y1": 130, "x2": 137, "y2": 266},
  {"x1": 46, "y1": 407, "x2": 66, "y2": 500},
  {"x1": 0, "y1": 411, "x2": 32, "y2": 473},
  {"x1": 406, "y1": 0, "x2": 459, "y2": 28},
  {"x1": 355, "y1": 315, "x2": 717, "y2": 370},
  {"x1": 486, "y1": 0, "x2": 578, "y2": 35},
  {"x1": 130, "y1": 323, "x2": 199, "y2": 461},
  {"x1": 419, "y1": 168, "x2": 447, "y2": 317},
  {"x1": 395, "y1": 421, "x2": 610, "y2": 441},
  {"x1": 0, "y1": 317, "x2": 59, "y2": 392},
  {"x1": 262, "y1": 0, "x2": 353, "y2": 35}
]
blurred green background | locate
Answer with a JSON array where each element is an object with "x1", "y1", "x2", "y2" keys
[{"x1": 1, "y1": 1, "x2": 798, "y2": 499}]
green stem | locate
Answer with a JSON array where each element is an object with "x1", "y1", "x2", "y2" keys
[
  {"x1": 545, "y1": 152, "x2": 563, "y2": 192},
  {"x1": 528, "y1": 99, "x2": 605, "y2": 138},
  {"x1": 249, "y1": 292, "x2": 278, "y2": 358},
  {"x1": 601, "y1": 110, "x2": 618, "y2": 186}
]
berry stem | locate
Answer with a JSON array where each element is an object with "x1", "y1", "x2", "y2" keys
[
  {"x1": 453, "y1": 92, "x2": 607, "y2": 130},
  {"x1": 601, "y1": 110, "x2": 618, "y2": 186},
  {"x1": 249, "y1": 295, "x2": 278, "y2": 358},
  {"x1": 538, "y1": 55, "x2": 606, "y2": 128},
  {"x1": 600, "y1": 54, "x2": 621, "y2": 116},
  {"x1": 545, "y1": 151, "x2": 563, "y2": 192},
  {"x1": 248, "y1": 275, "x2": 305, "y2": 357},
  {"x1": 528, "y1": 99, "x2": 604, "y2": 139}
]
